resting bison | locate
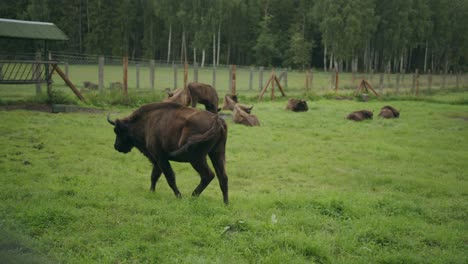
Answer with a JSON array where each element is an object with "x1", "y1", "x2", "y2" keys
[
  {"x1": 83, "y1": 81, "x2": 98, "y2": 90},
  {"x1": 222, "y1": 94, "x2": 253, "y2": 113},
  {"x1": 346, "y1": 110, "x2": 373, "y2": 121},
  {"x1": 378, "y1": 105, "x2": 400, "y2": 118},
  {"x1": 286, "y1": 98, "x2": 308, "y2": 112},
  {"x1": 107, "y1": 102, "x2": 229, "y2": 204},
  {"x1": 164, "y1": 82, "x2": 220, "y2": 113},
  {"x1": 232, "y1": 104, "x2": 260, "y2": 126}
]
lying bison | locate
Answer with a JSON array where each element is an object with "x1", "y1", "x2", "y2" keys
[
  {"x1": 222, "y1": 94, "x2": 253, "y2": 113},
  {"x1": 286, "y1": 98, "x2": 308, "y2": 112},
  {"x1": 165, "y1": 82, "x2": 220, "y2": 113},
  {"x1": 346, "y1": 110, "x2": 373, "y2": 121},
  {"x1": 83, "y1": 81, "x2": 98, "y2": 90},
  {"x1": 378, "y1": 105, "x2": 400, "y2": 118},
  {"x1": 233, "y1": 104, "x2": 260, "y2": 126},
  {"x1": 107, "y1": 102, "x2": 229, "y2": 204}
]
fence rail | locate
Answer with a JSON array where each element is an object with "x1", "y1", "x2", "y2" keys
[{"x1": 1, "y1": 52, "x2": 467, "y2": 101}]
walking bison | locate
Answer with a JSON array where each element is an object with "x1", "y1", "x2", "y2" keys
[{"x1": 107, "y1": 102, "x2": 229, "y2": 204}]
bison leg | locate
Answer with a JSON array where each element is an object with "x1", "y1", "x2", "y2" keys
[
  {"x1": 157, "y1": 159, "x2": 182, "y2": 198},
  {"x1": 209, "y1": 151, "x2": 229, "y2": 204},
  {"x1": 150, "y1": 165, "x2": 162, "y2": 192},
  {"x1": 190, "y1": 157, "x2": 215, "y2": 198}
]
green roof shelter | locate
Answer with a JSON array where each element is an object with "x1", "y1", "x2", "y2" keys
[{"x1": 0, "y1": 18, "x2": 68, "y2": 41}]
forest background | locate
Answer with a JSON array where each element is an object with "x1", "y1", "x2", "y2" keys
[{"x1": 0, "y1": 0, "x2": 467, "y2": 74}]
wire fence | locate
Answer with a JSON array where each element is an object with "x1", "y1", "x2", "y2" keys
[{"x1": 1, "y1": 52, "x2": 467, "y2": 102}]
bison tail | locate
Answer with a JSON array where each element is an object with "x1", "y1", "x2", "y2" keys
[{"x1": 169, "y1": 116, "x2": 225, "y2": 157}]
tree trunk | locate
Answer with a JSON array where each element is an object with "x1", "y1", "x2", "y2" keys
[
  {"x1": 226, "y1": 42, "x2": 230, "y2": 65},
  {"x1": 167, "y1": 23, "x2": 172, "y2": 63},
  {"x1": 193, "y1": 47, "x2": 196, "y2": 64}
]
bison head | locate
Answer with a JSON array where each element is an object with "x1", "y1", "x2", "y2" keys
[{"x1": 107, "y1": 113, "x2": 133, "y2": 153}]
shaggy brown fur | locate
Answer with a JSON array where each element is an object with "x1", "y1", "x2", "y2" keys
[
  {"x1": 346, "y1": 110, "x2": 373, "y2": 121},
  {"x1": 286, "y1": 98, "x2": 308, "y2": 112},
  {"x1": 107, "y1": 102, "x2": 229, "y2": 204}
]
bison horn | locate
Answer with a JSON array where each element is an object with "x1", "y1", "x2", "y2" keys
[{"x1": 107, "y1": 113, "x2": 116, "y2": 126}]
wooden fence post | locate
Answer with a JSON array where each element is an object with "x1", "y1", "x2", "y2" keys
[
  {"x1": 184, "y1": 63, "x2": 188, "y2": 90},
  {"x1": 249, "y1": 67, "x2": 254, "y2": 90},
  {"x1": 229, "y1": 65, "x2": 233, "y2": 92},
  {"x1": 231, "y1": 65, "x2": 237, "y2": 96},
  {"x1": 259, "y1": 66, "x2": 264, "y2": 90},
  {"x1": 98, "y1": 56, "x2": 104, "y2": 92},
  {"x1": 212, "y1": 65, "x2": 216, "y2": 88},
  {"x1": 415, "y1": 69, "x2": 419, "y2": 96},
  {"x1": 194, "y1": 62, "x2": 199, "y2": 82},
  {"x1": 136, "y1": 62, "x2": 140, "y2": 89},
  {"x1": 456, "y1": 71, "x2": 460, "y2": 90},
  {"x1": 396, "y1": 72, "x2": 401, "y2": 94},
  {"x1": 150, "y1": 60, "x2": 155, "y2": 90},
  {"x1": 428, "y1": 70, "x2": 432, "y2": 91},
  {"x1": 173, "y1": 63, "x2": 178, "y2": 89},
  {"x1": 123, "y1": 56, "x2": 128, "y2": 98},
  {"x1": 310, "y1": 69, "x2": 313, "y2": 91},
  {"x1": 442, "y1": 71, "x2": 447, "y2": 89},
  {"x1": 64, "y1": 62, "x2": 69, "y2": 79},
  {"x1": 379, "y1": 72, "x2": 384, "y2": 94},
  {"x1": 283, "y1": 69, "x2": 288, "y2": 88},
  {"x1": 305, "y1": 69, "x2": 310, "y2": 91},
  {"x1": 335, "y1": 68, "x2": 339, "y2": 94},
  {"x1": 0, "y1": 62, "x2": 3, "y2": 80},
  {"x1": 35, "y1": 51, "x2": 42, "y2": 94}
]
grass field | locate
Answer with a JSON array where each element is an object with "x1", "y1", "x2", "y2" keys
[{"x1": 0, "y1": 93, "x2": 467, "y2": 263}]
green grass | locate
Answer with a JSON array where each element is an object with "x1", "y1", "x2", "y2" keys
[{"x1": 0, "y1": 98, "x2": 467, "y2": 263}]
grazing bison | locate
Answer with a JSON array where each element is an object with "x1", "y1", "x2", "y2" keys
[
  {"x1": 232, "y1": 104, "x2": 260, "y2": 126},
  {"x1": 222, "y1": 94, "x2": 253, "y2": 113},
  {"x1": 107, "y1": 102, "x2": 229, "y2": 204},
  {"x1": 346, "y1": 110, "x2": 373, "y2": 121},
  {"x1": 286, "y1": 98, "x2": 308, "y2": 112},
  {"x1": 378, "y1": 105, "x2": 400, "y2": 118},
  {"x1": 165, "y1": 82, "x2": 220, "y2": 113}
]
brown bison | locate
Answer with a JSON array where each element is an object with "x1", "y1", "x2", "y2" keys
[
  {"x1": 232, "y1": 104, "x2": 260, "y2": 126},
  {"x1": 378, "y1": 105, "x2": 400, "y2": 118},
  {"x1": 286, "y1": 98, "x2": 308, "y2": 112},
  {"x1": 83, "y1": 81, "x2": 98, "y2": 90},
  {"x1": 107, "y1": 102, "x2": 229, "y2": 204},
  {"x1": 222, "y1": 94, "x2": 253, "y2": 113},
  {"x1": 346, "y1": 110, "x2": 373, "y2": 121},
  {"x1": 165, "y1": 82, "x2": 220, "y2": 113}
]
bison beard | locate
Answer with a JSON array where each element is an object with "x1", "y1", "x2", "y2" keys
[{"x1": 107, "y1": 102, "x2": 229, "y2": 204}]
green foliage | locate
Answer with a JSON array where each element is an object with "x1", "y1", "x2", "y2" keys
[{"x1": 0, "y1": 99, "x2": 467, "y2": 263}]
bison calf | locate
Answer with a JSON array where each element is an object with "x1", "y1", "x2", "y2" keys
[
  {"x1": 108, "y1": 102, "x2": 229, "y2": 204},
  {"x1": 346, "y1": 110, "x2": 373, "y2": 121}
]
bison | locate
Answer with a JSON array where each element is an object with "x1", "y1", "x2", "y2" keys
[
  {"x1": 286, "y1": 98, "x2": 308, "y2": 112},
  {"x1": 107, "y1": 102, "x2": 229, "y2": 204},
  {"x1": 232, "y1": 103, "x2": 260, "y2": 126},
  {"x1": 346, "y1": 110, "x2": 373, "y2": 121},
  {"x1": 378, "y1": 105, "x2": 400, "y2": 118},
  {"x1": 222, "y1": 94, "x2": 253, "y2": 113},
  {"x1": 164, "y1": 82, "x2": 220, "y2": 113},
  {"x1": 83, "y1": 81, "x2": 98, "y2": 90}
]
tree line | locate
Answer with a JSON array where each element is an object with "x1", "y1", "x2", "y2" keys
[{"x1": 1, "y1": 0, "x2": 467, "y2": 73}]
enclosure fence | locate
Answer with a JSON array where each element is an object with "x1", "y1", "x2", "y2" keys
[{"x1": 1, "y1": 52, "x2": 467, "y2": 100}]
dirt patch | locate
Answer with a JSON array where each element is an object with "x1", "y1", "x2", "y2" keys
[{"x1": 0, "y1": 104, "x2": 104, "y2": 114}]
